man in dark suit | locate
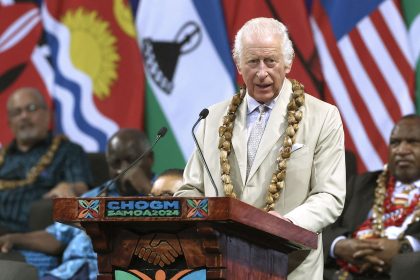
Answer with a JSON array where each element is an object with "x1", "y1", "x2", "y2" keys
[{"x1": 323, "y1": 114, "x2": 420, "y2": 280}]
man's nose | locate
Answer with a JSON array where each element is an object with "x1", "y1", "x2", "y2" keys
[
  {"x1": 256, "y1": 61, "x2": 268, "y2": 80},
  {"x1": 18, "y1": 109, "x2": 30, "y2": 119}
]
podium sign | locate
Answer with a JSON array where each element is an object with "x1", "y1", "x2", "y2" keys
[{"x1": 54, "y1": 197, "x2": 317, "y2": 280}]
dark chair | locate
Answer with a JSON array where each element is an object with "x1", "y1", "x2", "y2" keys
[
  {"x1": 28, "y1": 199, "x2": 53, "y2": 231},
  {"x1": 391, "y1": 252, "x2": 420, "y2": 280},
  {"x1": 87, "y1": 152, "x2": 110, "y2": 187},
  {"x1": 0, "y1": 260, "x2": 38, "y2": 280},
  {"x1": 345, "y1": 149, "x2": 358, "y2": 180}
]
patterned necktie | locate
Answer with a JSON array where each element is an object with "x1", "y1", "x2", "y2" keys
[{"x1": 247, "y1": 105, "x2": 267, "y2": 179}]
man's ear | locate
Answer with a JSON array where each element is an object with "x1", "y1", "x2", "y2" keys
[
  {"x1": 285, "y1": 62, "x2": 292, "y2": 74},
  {"x1": 235, "y1": 59, "x2": 242, "y2": 75}
]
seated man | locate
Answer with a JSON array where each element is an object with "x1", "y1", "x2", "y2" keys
[
  {"x1": 0, "y1": 87, "x2": 91, "y2": 233},
  {"x1": 323, "y1": 115, "x2": 420, "y2": 280},
  {"x1": 0, "y1": 128, "x2": 154, "y2": 280},
  {"x1": 150, "y1": 169, "x2": 184, "y2": 197}
]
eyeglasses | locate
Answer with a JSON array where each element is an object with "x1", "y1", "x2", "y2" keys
[{"x1": 8, "y1": 103, "x2": 46, "y2": 118}]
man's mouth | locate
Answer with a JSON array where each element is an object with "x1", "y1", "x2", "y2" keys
[
  {"x1": 18, "y1": 123, "x2": 34, "y2": 131},
  {"x1": 256, "y1": 84, "x2": 271, "y2": 89},
  {"x1": 395, "y1": 159, "x2": 413, "y2": 168}
]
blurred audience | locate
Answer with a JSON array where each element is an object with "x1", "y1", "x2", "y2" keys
[
  {"x1": 151, "y1": 168, "x2": 183, "y2": 197},
  {"x1": 323, "y1": 115, "x2": 420, "y2": 280},
  {"x1": 0, "y1": 128, "x2": 154, "y2": 280},
  {"x1": 0, "y1": 87, "x2": 91, "y2": 234}
]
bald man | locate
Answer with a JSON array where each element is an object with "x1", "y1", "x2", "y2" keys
[
  {"x1": 151, "y1": 169, "x2": 183, "y2": 197},
  {"x1": 0, "y1": 87, "x2": 92, "y2": 233}
]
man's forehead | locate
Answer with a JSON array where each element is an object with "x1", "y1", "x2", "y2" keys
[
  {"x1": 9, "y1": 91, "x2": 38, "y2": 106},
  {"x1": 109, "y1": 138, "x2": 138, "y2": 153},
  {"x1": 243, "y1": 48, "x2": 281, "y2": 58},
  {"x1": 241, "y1": 35, "x2": 282, "y2": 56},
  {"x1": 391, "y1": 120, "x2": 420, "y2": 138}
]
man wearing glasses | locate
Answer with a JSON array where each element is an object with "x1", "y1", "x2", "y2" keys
[{"x1": 0, "y1": 87, "x2": 92, "y2": 234}]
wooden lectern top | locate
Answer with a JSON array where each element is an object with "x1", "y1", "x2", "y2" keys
[{"x1": 54, "y1": 196, "x2": 317, "y2": 251}]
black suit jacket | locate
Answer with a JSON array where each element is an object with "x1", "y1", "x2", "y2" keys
[{"x1": 323, "y1": 170, "x2": 420, "y2": 265}]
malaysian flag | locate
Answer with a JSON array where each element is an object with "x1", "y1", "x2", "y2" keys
[{"x1": 311, "y1": 0, "x2": 416, "y2": 171}]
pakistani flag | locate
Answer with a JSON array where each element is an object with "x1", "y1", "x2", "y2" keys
[
  {"x1": 135, "y1": 0, "x2": 236, "y2": 173},
  {"x1": 402, "y1": 0, "x2": 420, "y2": 114}
]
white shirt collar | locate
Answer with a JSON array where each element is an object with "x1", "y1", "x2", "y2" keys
[
  {"x1": 246, "y1": 91, "x2": 280, "y2": 115},
  {"x1": 395, "y1": 178, "x2": 420, "y2": 189}
]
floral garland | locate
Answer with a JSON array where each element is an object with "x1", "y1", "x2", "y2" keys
[
  {"x1": 371, "y1": 165, "x2": 389, "y2": 237},
  {"x1": 370, "y1": 165, "x2": 419, "y2": 237},
  {"x1": 218, "y1": 79, "x2": 305, "y2": 212},
  {"x1": 0, "y1": 135, "x2": 66, "y2": 190}
]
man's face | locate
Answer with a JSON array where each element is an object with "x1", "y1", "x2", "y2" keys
[
  {"x1": 237, "y1": 33, "x2": 290, "y2": 104},
  {"x1": 388, "y1": 118, "x2": 420, "y2": 183},
  {"x1": 7, "y1": 90, "x2": 49, "y2": 146},
  {"x1": 106, "y1": 137, "x2": 152, "y2": 195},
  {"x1": 107, "y1": 137, "x2": 139, "y2": 177}
]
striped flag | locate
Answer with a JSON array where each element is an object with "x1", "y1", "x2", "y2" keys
[
  {"x1": 311, "y1": 0, "x2": 416, "y2": 171},
  {"x1": 0, "y1": 2, "x2": 49, "y2": 145},
  {"x1": 134, "y1": 0, "x2": 236, "y2": 172},
  {"x1": 0, "y1": 0, "x2": 145, "y2": 152},
  {"x1": 402, "y1": 0, "x2": 420, "y2": 114},
  {"x1": 2, "y1": 0, "x2": 417, "y2": 174},
  {"x1": 41, "y1": 0, "x2": 145, "y2": 152}
]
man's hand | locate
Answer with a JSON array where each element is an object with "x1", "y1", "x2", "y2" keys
[
  {"x1": 335, "y1": 238, "x2": 383, "y2": 265},
  {"x1": 351, "y1": 238, "x2": 399, "y2": 273},
  {"x1": 121, "y1": 165, "x2": 152, "y2": 196},
  {"x1": 356, "y1": 238, "x2": 399, "y2": 267},
  {"x1": 0, "y1": 234, "x2": 16, "y2": 253},
  {"x1": 43, "y1": 182, "x2": 76, "y2": 198},
  {"x1": 43, "y1": 182, "x2": 88, "y2": 198}
]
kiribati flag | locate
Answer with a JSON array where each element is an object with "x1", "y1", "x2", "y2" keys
[
  {"x1": 41, "y1": 0, "x2": 144, "y2": 151},
  {"x1": 0, "y1": 0, "x2": 144, "y2": 152}
]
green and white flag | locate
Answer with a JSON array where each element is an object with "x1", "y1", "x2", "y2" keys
[
  {"x1": 402, "y1": 0, "x2": 420, "y2": 114},
  {"x1": 135, "y1": 0, "x2": 236, "y2": 173}
]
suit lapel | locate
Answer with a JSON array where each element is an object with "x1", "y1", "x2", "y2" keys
[
  {"x1": 247, "y1": 80, "x2": 292, "y2": 183},
  {"x1": 232, "y1": 97, "x2": 248, "y2": 186}
]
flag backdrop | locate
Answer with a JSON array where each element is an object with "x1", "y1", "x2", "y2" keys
[
  {"x1": 0, "y1": 0, "x2": 418, "y2": 175},
  {"x1": 0, "y1": 0, "x2": 144, "y2": 152},
  {"x1": 311, "y1": 0, "x2": 416, "y2": 171},
  {"x1": 135, "y1": 0, "x2": 236, "y2": 170},
  {"x1": 402, "y1": 0, "x2": 420, "y2": 114}
]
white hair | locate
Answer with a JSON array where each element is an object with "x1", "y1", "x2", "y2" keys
[{"x1": 233, "y1": 17, "x2": 294, "y2": 68}]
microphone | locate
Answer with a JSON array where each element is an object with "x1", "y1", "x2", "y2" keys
[
  {"x1": 191, "y1": 109, "x2": 219, "y2": 197},
  {"x1": 96, "y1": 127, "x2": 168, "y2": 197}
]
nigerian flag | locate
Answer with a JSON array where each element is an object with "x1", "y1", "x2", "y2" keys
[
  {"x1": 135, "y1": 0, "x2": 236, "y2": 174},
  {"x1": 402, "y1": 0, "x2": 420, "y2": 114}
]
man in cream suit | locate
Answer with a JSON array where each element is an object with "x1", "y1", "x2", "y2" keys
[{"x1": 174, "y1": 17, "x2": 346, "y2": 280}]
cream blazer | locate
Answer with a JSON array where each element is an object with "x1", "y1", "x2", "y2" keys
[{"x1": 175, "y1": 79, "x2": 346, "y2": 280}]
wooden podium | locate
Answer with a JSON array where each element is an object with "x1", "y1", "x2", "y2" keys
[{"x1": 53, "y1": 197, "x2": 317, "y2": 280}]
